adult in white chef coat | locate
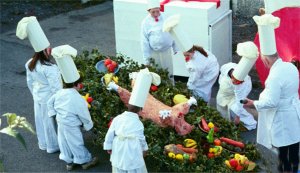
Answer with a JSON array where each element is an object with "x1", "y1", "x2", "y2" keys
[
  {"x1": 244, "y1": 14, "x2": 300, "y2": 172},
  {"x1": 16, "y1": 16, "x2": 61, "y2": 153},
  {"x1": 216, "y1": 41, "x2": 258, "y2": 130},
  {"x1": 104, "y1": 68, "x2": 151, "y2": 173},
  {"x1": 48, "y1": 45, "x2": 98, "y2": 171},
  {"x1": 162, "y1": 14, "x2": 219, "y2": 103},
  {"x1": 141, "y1": 0, "x2": 178, "y2": 80}
]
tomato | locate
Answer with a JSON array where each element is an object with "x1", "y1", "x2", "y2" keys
[
  {"x1": 104, "y1": 59, "x2": 112, "y2": 66},
  {"x1": 87, "y1": 97, "x2": 93, "y2": 103},
  {"x1": 207, "y1": 152, "x2": 214, "y2": 159},
  {"x1": 111, "y1": 61, "x2": 118, "y2": 68},
  {"x1": 214, "y1": 139, "x2": 221, "y2": 146},
  {"x1": 150, "y1": 85, "x2": 158, "y2": 92},
  {"x1": 107, "y1": 64, "x2": 115, "y2": 72}
]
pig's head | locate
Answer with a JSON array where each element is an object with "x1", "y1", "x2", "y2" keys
[{"x1": 174, "y1": 115, "x2": 194, "y2": 135}]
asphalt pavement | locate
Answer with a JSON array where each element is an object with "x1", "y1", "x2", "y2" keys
[
  {"x1": 0, "y1": 1, "x2": 289, "y2": 172},
  {"x1": 0, "y1": 2, "x2": 114, "y2": 172}
]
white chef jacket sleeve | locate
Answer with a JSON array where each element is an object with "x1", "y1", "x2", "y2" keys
[
  {"x1": 172, "y1": 40, "x2": 179, "y2": 54},
  {"x1": 47, "y1": 94, "x2": 57, "y2": 117},
  {"x1": 141, "y1": 22, "x2": 152, "y2": 65},
  {"x1": 44, "y1": 65, "x2": 63, "y2": 94},
  {"x1": 233, "y1": 84, "x2": 248, "y2": 117},
  {"x1": 103, "y1": 118, "x2": 116, "y2": 150},
  {"x1": 187, "y1": 71, "x2": 197, "y2": 88},
  {"x1": 26, "y1": 68, "x2": 34, "y2": 95},
  {"x1": 254, "y1": 77, "x2": 281, "y2": 110},
  {"x1": 137, "y1": 127, "x2": 148, "y2": 151},
  {"x1": 188, "y1": 61, "x2": 206, "y2": 88},
  {"x1": 77, "y1": 98, "x2": 94, "y2": 131}
]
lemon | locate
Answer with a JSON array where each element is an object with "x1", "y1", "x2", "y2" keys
[
  {"x1": 225, "y1": 160, "x2": 231, "y2": 168},
  {"x1": 208, "y1": 122, "x2": 214, "y2": 129},
  {"x1": 173, "y1": 94, "x2": 188, "y2": 105},
  {"x1": 168, "y1": 152, "x2": 175, "y2": 158},
  {"x1": 104, "y1": 73, "x2": 113, "y2": 85},
  {"x1": 112, "y1": 76, "x2": 119, "y2": 83},
  {"x1": 175, "y1": 154, "x2": 184, "y2": 161}
]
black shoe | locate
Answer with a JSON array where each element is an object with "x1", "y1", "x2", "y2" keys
[{"x1": 81, "y1": 157, "x2": 99, "y2": 170}]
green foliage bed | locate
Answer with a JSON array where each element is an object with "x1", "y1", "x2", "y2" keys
[{"x1": 74, "y1": 49, "x2": 260, "y2": 172}]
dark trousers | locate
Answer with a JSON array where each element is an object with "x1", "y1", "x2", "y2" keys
[{"x1": 278, "y1": 142, "x2": 299, "y2": 173}]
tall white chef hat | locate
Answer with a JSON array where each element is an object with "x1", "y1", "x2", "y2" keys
[
  {"x1": 51, "y1": 45, "x2": 80, "y2": 84},
  {"x1": 253, "y1": 14, "x2": 280, "y2": 56},
  {"x1": 129, "y1": 68, "x2": 152, "y2": 108},
  {"x1": 16, "y1": 16, "x2": 50, "y2": 52},
  {"x1": 232, "y1": 41, "x2": 259, "y2": 81},
  {"x1": 163, "y1": 14, "x2": 193, "y2": 52},
  {"x1": 148, "y1": 0, "x2": 160, "y2": 10},
  {"x1": 220, "y1": 62, "x2": 237, "y2": 76}
]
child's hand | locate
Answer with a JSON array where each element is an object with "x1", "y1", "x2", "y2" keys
[
  {"x1": 143, "y1": 151, "x2": 147, "y2": 157},
  {"x1": 107, "y1": 150, "x2": 112, "y2": 154}
]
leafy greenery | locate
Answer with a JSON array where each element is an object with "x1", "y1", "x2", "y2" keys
[
  {"x1": 0, "y1": 113, "x2": 35, "y2": 150},
  {"x1": 74, "y1": 49, "x2": 260, "y2": 172}
]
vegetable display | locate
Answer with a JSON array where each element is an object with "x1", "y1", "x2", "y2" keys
[{"x1": 74, "y1": 50, "x2": 261, "y2": 172}]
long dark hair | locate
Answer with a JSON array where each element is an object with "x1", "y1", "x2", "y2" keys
[
  {"x1": 28, "y1": 51, "x2": 53, "y2": 71},
  {"x1": 187, "y1": 45, "x2": 208, "y2": 58}
]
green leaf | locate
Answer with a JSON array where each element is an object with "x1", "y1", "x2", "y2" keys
[
  {"x1": 2, "y1": 113, "x2": 16, "y2": 126},
  {"x1": 247, "y1": 161, "x2": 256, "y2": 171},
  {"x1": 20, "y1": 121, "x2": 35, "y2": 134},
  {"x1": 0, "y1": 127, "x2": 27, "y2": 150}
]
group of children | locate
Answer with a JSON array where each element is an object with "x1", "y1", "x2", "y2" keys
[
  {"x1": 15, "y1": 0, "x2": 300, "y2": 172},
  {"x1": 17, "y1": 17, "x2": 98, "y2": 171},
  {"x1": 143, "y1": 0, "x2": 258, "y2": 131},
  {"x1": 16, "y1": 1, "x2": 260, "y2": 172},
  {"x1": 16, "y1": 15, "x2": 152, "y2": 172},
  {"x1": 143, "y1": 2, "x2": 300, "y2": 172},
  {"x1": 16, "y1": 2, "x2": 263, "y2": 172}
]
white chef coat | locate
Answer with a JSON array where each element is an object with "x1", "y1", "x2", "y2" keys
[
  {"x1": 47, "y1": 88, "x2": 93, "y2": 164},
  {"x1": 25, "y1": 59, "x2": 62, "y2": 153},
  {"x1": 216, "y1": 63, "x2": 257, "y2": 130},
  {"x1": 104, "y1": 111, "x2": 148, "y2": 172},
  {"x1": 26, "y1": 59, "x2": 62, "y2": 103},
  {"x1": 185, "y1": 50, "x2": 220, "y2": 102},
  {"x1": 254, "y1": 59, "x2": 300, "y2": 147},
  {"x1": 47, "y1": 88, "x2": 93, "y2": 131},
  {"x1": 141, "y1": 13, "x2": 178, "y2": 65}
]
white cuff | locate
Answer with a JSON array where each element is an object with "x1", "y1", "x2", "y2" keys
[
  {"x1": 107, "y1": 81, "x2": 119, "y2": 91},
  {"x1": 48, "y1": 110, "x2": 56, "y2": 117},
  {"x1": 83, "y1": 122, "x2": 93, "y2": 131},
  {"x1": 103, "y1": 142, "x2": 112, "y2": 150},
  {"x1": 187, "y1": 97, "x2": 197, "y2": 106}
]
